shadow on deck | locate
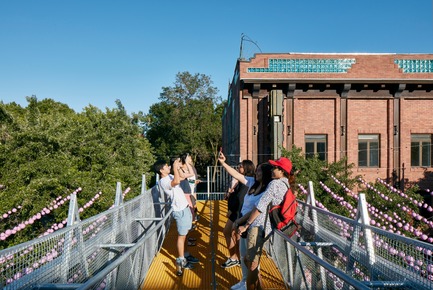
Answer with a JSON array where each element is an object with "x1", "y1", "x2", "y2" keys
[{"x1": 142, "y1": 200, "x2": 287, "y2": 289}]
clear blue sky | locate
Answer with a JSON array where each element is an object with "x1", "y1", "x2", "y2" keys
[{"x1": 1, "y1": 0, "x2": 432, "y2": 115}]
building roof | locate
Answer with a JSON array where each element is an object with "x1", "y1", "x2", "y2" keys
[{"x1": 238, "y1": 53, "x2": 433, "y2": 84}]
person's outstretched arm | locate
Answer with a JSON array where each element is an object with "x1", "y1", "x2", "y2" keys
[
  {"x1": 218, "y1": 152, "x2": 248, "y2": 185},
  {"x1": 171, "y1": 159, "x2": 182, "y2": 187}
]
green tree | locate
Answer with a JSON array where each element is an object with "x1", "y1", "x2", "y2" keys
[
  {"x1": 281, "y1": 146, "x2": 427, "y2": 238},
  {"x1": 282, "y1": 145, "x2": 360, "y2": 215},
  {"x1": 0, "y1": 97, "x2": 155, "y2": 248},
  {"x1": 144, "y1": 71, "x2": 224, "y2": 176}
]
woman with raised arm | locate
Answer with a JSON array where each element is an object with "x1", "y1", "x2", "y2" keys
[
  {"x1": 218, "y1": 153, "x2": 255, "y2": 272},
  {"x1": 179, "y1": 153, "x2": 200, "y2": 223},
  {"x1": 219, "y1": 152, "x2": 274, "y2": 290},
  {"x1": 237, "y1": 157, "x2": 294, "y2": 290}
]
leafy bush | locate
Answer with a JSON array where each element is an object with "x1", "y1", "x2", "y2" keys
[
  {"x1": 0, "y1": 97, "x2": 155, "y2": 248},
  {"x1": 281, "y1": 145, "x2": 429, "y2": 239}
]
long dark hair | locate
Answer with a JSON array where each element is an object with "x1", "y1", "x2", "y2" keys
[
  {"x1": 241, "y1": 160, "x2": 255, "y2": 177},
  {"x1": 288, "y1": 168, "x2": 297, "y2": 193},
  {"x1": 249, "y1": 163, "x2": 273, "y2": 196},
  {"x1": 180, "y1": 153, "x2": 189, "y2": 165}
]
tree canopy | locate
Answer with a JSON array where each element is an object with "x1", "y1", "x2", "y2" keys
[
  {"x1": 0, "y1": 97, "x2": 154, "y2": 248},
  {"x1": 144, "y1": 71, "x2": 225, "y2": 176},
  {"x1": 282, "y1": 146, "x2": 427, "y2": 239}
]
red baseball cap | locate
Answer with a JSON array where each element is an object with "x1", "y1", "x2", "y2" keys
[{"x1": 269, "y1": 157, "x2": 293, "y2": 174}]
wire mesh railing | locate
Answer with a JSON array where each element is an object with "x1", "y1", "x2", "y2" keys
[
  {"x1": 0, "y1": 176, "x2": 172, "y2": 290},
  {"x1": 266, "y1": 181, "x2": 433, "y2": 290},
  {"x1": 0, "y1": 169, "x2": 432, "y2": 290}
]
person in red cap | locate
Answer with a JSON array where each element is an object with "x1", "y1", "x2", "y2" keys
[{"x1": 237, "y1": 156, "x2": 294, "y2": 290}]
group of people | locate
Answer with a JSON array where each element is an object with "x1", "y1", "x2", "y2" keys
[
  {"x1": 153, "y1": 153, "x2": 201, "y2": 276},
  {"x1": 219, "y1": 152, "x2": 295, "y2": 290},
  {"x1": 153, "y1": 151, "x2": 296, "y2": 289}
]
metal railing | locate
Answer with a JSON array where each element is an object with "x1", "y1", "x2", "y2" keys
[
  {"x1": 1, "y1": 169, "x2": 432, "y2": 290},
  {"x1": 266, "y1": 181, "x2": 433, "y2": 290},
  {"x1": 0, "y1": 176, "x2": 172, "y2": 290}
]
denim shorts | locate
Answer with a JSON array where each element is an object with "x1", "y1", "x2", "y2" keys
[{"x1": 172, "y1": 206, "x2": 192, "y2": 236}]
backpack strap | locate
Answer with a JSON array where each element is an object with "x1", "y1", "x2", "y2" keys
[
  {"x1": 281, "y1": 191, "x2": 297, "y2": 216},
  {"x1": 264, "y1": 179, "x2": 291, "y2": 239},
  {"x1": 279, "y1": 180, "x2": 289, "y2": 205}
]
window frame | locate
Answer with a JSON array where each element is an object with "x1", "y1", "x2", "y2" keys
[
  {"x1": 305, "y1": 134, "x2": 327, "y2": 161},
  {"x1": 411, "y1": 134, "x2": 432, "y2": 167},
  {"x1": 358, "y1": 134, "x2": 380, "y2": 168}
]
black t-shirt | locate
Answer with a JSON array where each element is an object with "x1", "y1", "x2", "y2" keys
[{"x1": 227, "y1": 182, "x2": 249, "y2": 221}]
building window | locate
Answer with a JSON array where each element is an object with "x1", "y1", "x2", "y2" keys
[
  {"x1": 411, "y1": 134, "x2": 432, "y2": 167},
  {"x1": 305, "y1": 135, "x2": 327, "y2": 161},
  {"x1": 358, "y1": 135, "x2": 379, "y2": 167}
]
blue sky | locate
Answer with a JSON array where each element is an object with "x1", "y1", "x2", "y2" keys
[{"x1": 0, "y1": 0, "x2": 432, "y2": 115}]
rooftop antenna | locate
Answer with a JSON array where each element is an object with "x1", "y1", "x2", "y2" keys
[{"x1": 239, "y1": 33, "x2": 262, "y2": 60}]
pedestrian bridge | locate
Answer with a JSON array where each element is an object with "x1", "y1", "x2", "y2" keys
[
  {"x1": 0, "y1": 173, "x2": 432, "y2": 289},
  {"x1": 141, "y1": 199, "x2": 286, "y2": 289}
]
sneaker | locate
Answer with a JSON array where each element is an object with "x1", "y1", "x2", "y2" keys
[
  {"x1": 186, "y1": 254, "x2": 199, "y2": 264},
  {"x1": 231, "y1": 280, "x2": 246, "y2": 290},
  {"x1": 221, "y1": 258, "x2": 240, "y2": 269},
  {"x1": 176, "y1": 258, "x2": 194, "y2": 276}
]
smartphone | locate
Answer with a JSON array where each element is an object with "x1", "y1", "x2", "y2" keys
[{"x1": 219, "y1": 147, "x2": 223, "y2": 157}]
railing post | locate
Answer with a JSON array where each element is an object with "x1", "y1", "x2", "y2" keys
[
  {"x1": 207, "y1": 166, "x2": 210, "y2": 200},
  {"x1": 141, "y1": 174, "x2": 146, "y2": 195},
  {"x1": 140, "y1": 174, "x2": 147, "y2": 225},
  {"x1": 293, "y1": 182, "x2": 316, "y2": 289},
  {"x1": 108, "y1": 182, "x2": 124, "y2": 288},
  {"x1": 66, "y1": 192, "x2": 81, "y2": 226},
  {"x1": 114, "y1": 182, "x2": 123, "y2": 206},
  {"x1": 156, "y1": 174, "x2": 163, "y2": 203},
  {"x1": 346, "y1": 193, "x2": 375, "y2": 280},
  {"x1": 358, "y1": 194, "x2": 376, "y2": 275},
  {"x1": 306, "y1": 181, "x2": 328, "y2": 289},
  {"x1": 64, "y1": 193, "x2": 89, "y2": 283},
  {"x1": 62, "y1": 193, "x2": 80, "y2": 283}
]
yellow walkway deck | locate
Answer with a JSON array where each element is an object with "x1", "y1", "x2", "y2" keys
[{"x1": 142, "y1": 200, "x2": 287, "y2": 289}]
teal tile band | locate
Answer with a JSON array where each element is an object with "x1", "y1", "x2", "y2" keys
[
  {"x1": 247, "y1": 58, "x2": 356, "y2": 73},
  {"x1": 395, "y1": 59, "x2": 433, "y2": 73}
]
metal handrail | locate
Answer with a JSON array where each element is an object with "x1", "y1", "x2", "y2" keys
[{"x1": 75, "y1": 206, "x2": 173, "y2": 290}]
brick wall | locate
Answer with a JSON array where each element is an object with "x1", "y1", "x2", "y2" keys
[
  {"x1": 225, "y1": 53, "x2": 433, "y2": 189},
  {"x1": 347, "y1": 99, "x2": 390, "y2": 182},
  {"x1": 293, "y1": 98, "x2": 337, "y2": 161}
]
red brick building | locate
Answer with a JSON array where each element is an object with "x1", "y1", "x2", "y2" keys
[{"x1": 222, "y1": 53, "x2": 433, "y2": 189}]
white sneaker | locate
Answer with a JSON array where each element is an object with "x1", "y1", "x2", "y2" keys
[{"x1": 231, "y1": 280, "x2": 246, "y2": 290}]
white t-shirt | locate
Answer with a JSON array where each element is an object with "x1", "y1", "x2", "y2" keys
[
  {"x1": 188, "y1": 165, "x2": 198, "y2": 193},
  {"x1": 187, "y1": 175, "x2": 196, "y2": 193},
  {"x1": 159, "y1": 174, "x2": 189, "y2": 212}
]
